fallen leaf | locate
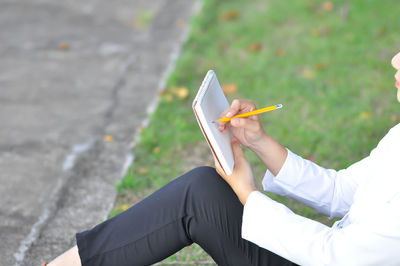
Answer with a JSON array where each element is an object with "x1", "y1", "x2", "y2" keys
[
  {"x1": 314, "y1": 62, "x2": 327, "y2": 70},
  {"x1": 58, "y1": 43, "x2": 69, "y2": 51},
  {"x1": 190, "y1": 42, "x2": 198, "y2": 49},
  {"x1": 136, "y1": 167, "x2": 148, "y2": 174},
  {"x1": 126, "y1": 19, "x2": 137, "y2": 27},
  {"x1": 321, "y1": 27, "x2": 330, "y2": 35},
  {"x1": 311, "y1": 28, "x2": 320, "y2": 36},
  {"x1": 157, "y1": 89, "x2": 168, "y2": 96},
  {"x1": 391, "y1": 114, "x2": 398, "y2": 122},
  {"x1": 305, "y1": 155, "x2": 315, "y2": 162},
  {"x1": 306, "y1": 2, "x2": 318, "y2": 12},
  {"x1": 221, "y1": 84, "x2": 237, "y2": 94},
  {"x1": 301, "y1": 69, "x2": 316, "y2": 79},
  {"x1": 275, "y1": 48, "x2": 286, "y2": 56},
  {"x1": 104, "y1": 135, "x2": 113, "y2": 142},
  {"x1": 218, "y1": 41, "x2": 228, "y2": 51},
  {"x1": 360, "y1": 112, "x2": 371, "y2": 119},
  {"x1": 173, "y1": 87, "x2": 189, "y2": 100},
  {"x1": 220, "y1": 10, "x2": 240, "y2": 21},
  {"x1": 204, "y1": 162, "x2": 212, "y2": 167},
  {"x1": 248, "y1": 42, "x2": 262, "y2": 52},
  {"x1": 164, "y1": 94, "x2": 173, "y2": 102},
  {"x1": 176, "y1": 19, "x2": 184, "y2": 27},
  {"x1": 153, "y1": 146, "x2": 161, "y2": 154},
  {"x1": 121, "y1": 204, "x2": 130, "y2": 211},
  {"x1": 311, "y1": 27, "x2": 330, "y2": 37},
  {"x1": 374, "y1": 27, "x2": 387, "y2": 38},
  {"x1": 127, "y1": 11, "x2": 154, "y2": 29},
  {"x1": 322, "y1": 1, "x2": 334, "y2": 11},
  {"x1": 306, "y1": 2, "x2": 323, "y2": 16}
]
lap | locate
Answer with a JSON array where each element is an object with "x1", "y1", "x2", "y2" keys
[{"x1": 77, "y1": 166, "x2": 295, "y2": 266}]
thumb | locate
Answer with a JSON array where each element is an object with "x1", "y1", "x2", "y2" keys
[{"x1": 231, "y1": 138, "x2": 245, "y2": 165}]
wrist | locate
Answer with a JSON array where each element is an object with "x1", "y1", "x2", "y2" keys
[
  {"x1": 238, "y1": 188, "x2": 256, "y2": 206},
  {"x1": 248, "y1": 133, "x2": 288, "y2": 175},
  {"x1": 234, "y1": 184, "x2": 257, "y2": 206},
  {"x1": 249, "y1": 132, "x2": 270, "y2": 156}
]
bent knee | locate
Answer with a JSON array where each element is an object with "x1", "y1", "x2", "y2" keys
[
  {"x1": 182, "y1": 166, "x2": 233, "y2": 199},
  {"x1": 185, "y1": 166, "x2": 220, "y2": 186}
]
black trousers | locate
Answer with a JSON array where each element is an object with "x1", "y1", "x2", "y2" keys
[{"x1": 76, "y1": 166, "x2": 296, "y2": 266}]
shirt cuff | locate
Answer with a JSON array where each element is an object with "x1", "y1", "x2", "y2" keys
[
  {"x1": 262, "y1": 148, "x2": 302, "y2": 195},
  {"x1": 242, "y1": 191, "x2": 266, "y2": 242},
  {"x1": 241, "y1": 191, "x2": 280, "y2": 242}
]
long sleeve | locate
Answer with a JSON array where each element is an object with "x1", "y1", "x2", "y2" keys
[
  {"x1": 262, "y1": 149, "x2": 372, "y2": 218},
  {"x1": 242, "y1": 191, "x2": 400, "y2": 266},
  {"x1": 242, "y1": 123, "x2": 400, "y2": 265}
]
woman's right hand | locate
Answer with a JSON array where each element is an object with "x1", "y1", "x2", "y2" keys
[{"x1": 218, "y1": 99, "x2": 267, "y2": 151}]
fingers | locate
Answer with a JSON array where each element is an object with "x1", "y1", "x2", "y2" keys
[
  {"x1": 231, "y1": 99, "x2": 257, "y2": 115},
  {"x1": 231, "y1": 138, "x2": 245, "y2": 166},
  {"x1": 218, "y1": 99, "x2": 257, "y2": 131},
  {"x1": 229, "y1": 99, "x2": 241, "y2": 116},
  {"x1": 218, "y1": 106, "x2": 234, "y2": 132},
  {"x1": 219, "y1": 99, "x2": 244, "y2": 120},
  {"x1": 392, "y1": 52, "x2": 400, "y2": 69},
  {"x1": 230, "y1": 117, "x2": 260, "y2": 132}
]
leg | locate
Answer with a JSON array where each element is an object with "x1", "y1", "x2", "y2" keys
[
  {"x1": 47, "y1": 246, "x2": 81, "y2": 266},
  {"x1": 72, "y1": 167, "x2": 294, "y2": 265},
  {"x1": 171, "y1": 167, "x2": 295, "y2": 266}
]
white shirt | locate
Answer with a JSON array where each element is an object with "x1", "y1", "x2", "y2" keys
[{"x1": 241, "y1": 123, "x2": 400, "y2": 266}]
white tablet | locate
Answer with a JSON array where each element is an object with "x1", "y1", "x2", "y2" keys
[{"x1": 192, "y1": 70, "x2": 234, "y2": 175}]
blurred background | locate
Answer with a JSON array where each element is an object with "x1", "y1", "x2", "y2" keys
[
  {"x1": 1, "y1": 0, "x2": 399, "y2": 265},
  {"x1": 0, "y1": 0, "x2": 198, "y2": 265}
]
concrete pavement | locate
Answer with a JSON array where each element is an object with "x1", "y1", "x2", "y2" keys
[{"x1": 0, "y1": 0, "x2": 199, "y2": 265}]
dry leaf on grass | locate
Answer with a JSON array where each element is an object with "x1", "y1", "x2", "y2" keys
[
  {"x1": 221, "y1": 84, "x2": 237, "y2": 94},
  {"x1": 172, "y1": 87, "x2": 189, "y2": 100},
  {"x1": 360, "y1": 112, "x2": 371, "y2": 119},
  {"x1": 220, "y1": 10, "x2": 240, "y2": 21},
  {"x1": 165, "y1": 94, "x2": 174, "y2": 102},
  {"x1": 314, "y1": 62, "x2": 327, "y2": 70},
  {"x1": 301, "y1": 69, "x2": 316, "y2": 79},
  {"x1": 275, "y1": 48, "x2": 286, "y2": 56},
  {"x1": 121, "y1": 204, "x2": 130, "y2": 211},
  {"x1": 311, "y1": 28, "x2": 320, "y2": 36},
  {"x1": 374, "y1": 27, "x2": 387, "y2": 38},
  {"x1": 217, "y1": 41, "x2": 228, "y2": 51},
  {"x1": 310, "y1": 27, "x2": 330, "y2": 37},
  {"x1": 153, "y1": 146, "x2": 161, "y2": 154},
  {"x1": 157, "y1": 89, "x2": 168, "y2": 96},
  {"x1": 305, "y1": 155, "x2": 316, "y2": 163},
  {"x1": 322, "y1": 1, "x2": 334, "y2": 11},
  {"x1": 248, "y1": 42, "x2": 262, "y2": 52},
  {"x1": 136, "y1": 167, "x2": 148, "y2": 174}
]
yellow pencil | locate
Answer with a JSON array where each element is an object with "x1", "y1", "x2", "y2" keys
[{"x1": 213, "y1": 104, "x2": 283, "y2": 123}]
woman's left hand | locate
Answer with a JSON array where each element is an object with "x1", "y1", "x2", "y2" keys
[{"x1": 213, "y1": 138, "x2": 256, "y2": 205}]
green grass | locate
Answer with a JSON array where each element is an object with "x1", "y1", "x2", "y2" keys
[{"x1": 113, "y1": 0, "x2": 400, "y2": 263}]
